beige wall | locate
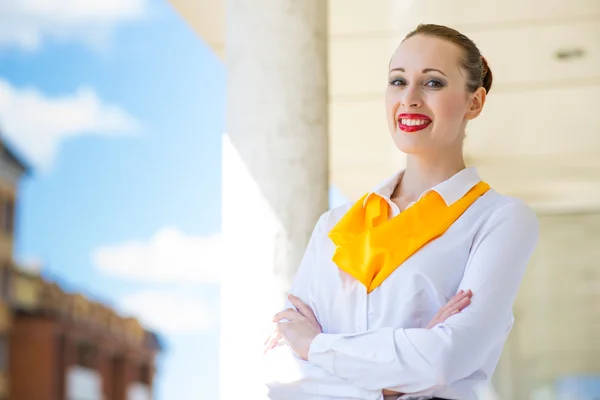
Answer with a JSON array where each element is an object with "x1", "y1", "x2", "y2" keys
[
  {"x1": 168, "y1": 0, "x2": 600, "y2": 210},
  {"x1": 495, "y1": 212, "x2": 600, "y2": 399}
]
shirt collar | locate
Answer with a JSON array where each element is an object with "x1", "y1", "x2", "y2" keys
[{"x1": 363, "y1": 167, "x2": 483, "y2": 208}]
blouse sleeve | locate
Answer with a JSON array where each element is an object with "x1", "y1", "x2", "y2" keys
[
  {"x1": 307, "y1": 200, "x2": 539, "y2": 394},
  {"x1": 264, "y1": 211, "x2": 384, "y2": 400}
]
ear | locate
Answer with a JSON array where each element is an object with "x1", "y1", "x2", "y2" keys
[{"x1": 465, "y1": 87, "x2": 487, "y2": 120}]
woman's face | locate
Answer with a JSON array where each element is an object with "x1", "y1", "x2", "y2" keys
[{"x1": 385, "y1": 34, "x2": 484, "y2": 156}]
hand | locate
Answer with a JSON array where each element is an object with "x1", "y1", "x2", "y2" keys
[
  {"x1": 264, "y1": 294, "x2": 323, "y2": 360},
  {"x1": 426, "y1": 289, "x2": 472, "y2": 329}
]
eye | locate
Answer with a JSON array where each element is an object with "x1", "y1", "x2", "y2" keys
[
  {"x1": 389, "y1": 77, "x2": 406, "y2": 86},
  {"x1": 425, "y1": 79, "x2": 445, "y2": 88}
]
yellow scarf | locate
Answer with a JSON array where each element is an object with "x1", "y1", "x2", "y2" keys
[{"x1": 328, "y1": 181, "x2": 490, "y2": 293}]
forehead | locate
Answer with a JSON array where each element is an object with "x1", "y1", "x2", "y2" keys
[{"x1": 390, "y1": 34, "x2": 464, "y2": 76}]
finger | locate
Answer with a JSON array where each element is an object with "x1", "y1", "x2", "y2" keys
[
  {"x1": 435, "y1": 291, "x2": 465, "y2": 316},
  {"x1": 447, "y1": 290, "x2": 470, "y2": 307},
  {"x1": 427, "y1": 290, "x2": 473, "y2": 329},
  {"x1": 451, "y1": 296, "x2": 472, "y2": 313},
  {"x1": 427, "y1": 306, "x2": 447, "y2": 328},
  {"x1": 264, "y1": 331, "x2": 276, "y2": 350},
  {"x1": 264, "y1": 334, "x2": 281, "y2": 353},
  {"x1": 439, "y1": 290, "x2": 471, "y2": 314},
  {"x1": 446, "y1": 297, "x2": 471, "y2": 314},
  {"x1": 429, "y1": 309, "x2": 443, "y2": 323},
  {"x1": 456, "y1": 296, "x2": 472, "y2": 309},
  {"x1": 264, "y1": 330, "x2": 274, "y2": 345},
  {"x1": 430, "y1": 311, "x2": 454, "y2": 328},
  {"x1": 273, "y1": 308, "x2": 301, "y2": 323},
  {"x1": 264, "y1": 329, "x2": 280, "y2": 345},
  {"x1": 288, "y1": 294, "x2": 317, "y2": 321},
  {"x1": 442, "y1": 309, "x2": 460, "y2": 320},
  {"x1": 264, "y1": 331, "x2": 283, "y2": 353},
  {"x1": 441, "y1": 297, "x2": 471, "y2": 320}
]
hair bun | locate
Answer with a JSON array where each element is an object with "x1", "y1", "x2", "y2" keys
[{"x1": 481, "y1": 56, "x2": 493, "y2": 94}]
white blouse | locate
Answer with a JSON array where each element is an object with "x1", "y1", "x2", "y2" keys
[{"x1": 264, "y1": 167, "x2": 539, "y2": 400}]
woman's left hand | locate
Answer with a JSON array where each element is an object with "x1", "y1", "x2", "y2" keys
[{"x1": 264, "y1": 294, "x2": 323, "y2": 360}]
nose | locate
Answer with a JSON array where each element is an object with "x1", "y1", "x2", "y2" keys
[{"x1": 401, "y1": 85, "x2": 423, "y2": 108}]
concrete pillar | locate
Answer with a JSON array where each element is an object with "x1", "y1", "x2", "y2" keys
[{"x1": 221, "y1": 1, "x2": 329, "y2": 398}]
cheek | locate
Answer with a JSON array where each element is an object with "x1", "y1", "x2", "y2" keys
[{"x1": 432, "y1": 92, "x2": 468, "y2": 122}]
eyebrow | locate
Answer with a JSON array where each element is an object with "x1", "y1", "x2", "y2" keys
[{"x1": 389, "y1": 67, "x2": 447, "y2": 77}]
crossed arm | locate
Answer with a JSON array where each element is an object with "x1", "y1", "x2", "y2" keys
[
  {"x1": 264, "y1": 201, "x2": 539, "y2": 398},
  {"x1": 265, "y1": 290, "x2": 473, "y2": 398}
]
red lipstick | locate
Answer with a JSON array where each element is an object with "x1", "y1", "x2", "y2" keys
[{"x1": 397, "y1": 113, "x2": 432, "y2": 132}]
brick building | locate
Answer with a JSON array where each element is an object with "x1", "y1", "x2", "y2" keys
[{"x1": 0, "y1": 136, "x2": 162, "y2": 400}]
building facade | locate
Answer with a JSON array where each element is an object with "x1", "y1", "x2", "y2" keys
[
  {"x1": 7, "y1": 267, "x2": 161, "y2": 400},
  {"x1": 0, "y1": 137, "x2": 29, "y2": 399},
  {"x1": 0, "y1": 136, "x2": 161, "y2": 400}
]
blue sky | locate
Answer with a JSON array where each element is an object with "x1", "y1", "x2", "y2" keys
[
  {"x1": 1, "y1": 0, "x2": 223, "y2": 398},
  {"x1": 1, "y1": 1, "x2": 349, "y2": 398}
]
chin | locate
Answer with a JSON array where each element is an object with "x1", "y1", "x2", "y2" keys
[
  {"x1": 395, "y1": 145, "x2": 427, "y2": 155},
  {"x1": 391, "y1": 133, "x2": 430, "y2": 155}
]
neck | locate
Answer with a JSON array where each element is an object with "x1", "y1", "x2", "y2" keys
[{"x1": 394, "y1": 149, "x2": 466, "y2": 201}]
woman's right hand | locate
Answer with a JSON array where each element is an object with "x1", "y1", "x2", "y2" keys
[{"x1": 426, "y1": 289, "x2": 472, "y2": 329}]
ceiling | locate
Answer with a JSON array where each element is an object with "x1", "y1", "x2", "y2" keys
[{"x1": 168, "y1": 0, "x2": 600, "y2": 213}]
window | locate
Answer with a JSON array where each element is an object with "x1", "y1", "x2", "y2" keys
[
  {"x1": 0, "y1": 266, "x2": 10, "y2": 300},
  {"x1": 139, "y1": 363, "x2": 151, "y2": 385},
  {"x1": 0, "y1": 197, "x2": 14, "y2": 236},
  {"x1": 76, "y1": 342, "x2": 97, "y2": 369},
  {"x1": 3, "y1": 199, "x2": 13, "y2": 235},
  {"x1": 0, "y1": 335, "x2": 7, "y2": 372}
]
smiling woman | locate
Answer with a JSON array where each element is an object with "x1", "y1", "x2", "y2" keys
[
  {"x1": 386, "y1": 24, "x2": 492, "y2": 157},
  {"x1": 263, "y1": 24, "x2": 539, "y2": 400}
]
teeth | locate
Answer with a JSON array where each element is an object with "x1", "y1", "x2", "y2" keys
[{"x1": 400, "y1": 119, "x2": 430, "y2": 126}]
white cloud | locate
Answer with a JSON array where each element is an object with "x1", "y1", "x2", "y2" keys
[
  {"x1": 0, "y1": 78, "x2": 139, "y2": 170},
  {"x1": 93, "y1": 228, "x2": 222, "y2": 283},
  {"x1": 118, "y1": 290, "x2": 216, "y2": 333},
  {"x1": 0, "y1": 0, "x2": 148, "y2": 51}
]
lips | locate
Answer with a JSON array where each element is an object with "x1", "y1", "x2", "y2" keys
[{"x1": 397, "y1": 113, "x2": 432, "y2": 132}]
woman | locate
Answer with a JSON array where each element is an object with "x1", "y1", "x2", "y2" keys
[{"x1": 263, "y1": 24, "x2": 539, "y2": 400}]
